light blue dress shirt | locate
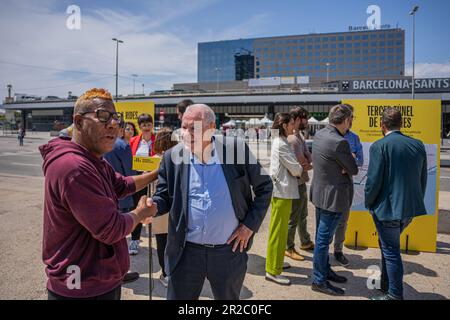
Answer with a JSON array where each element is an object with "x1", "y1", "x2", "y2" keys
[
  {"x1": 187, "y1": 141, "x2": 239, "y2": 245},
  {"x1": 344, "y1": 130, "x2": 364, "y2": 167}
]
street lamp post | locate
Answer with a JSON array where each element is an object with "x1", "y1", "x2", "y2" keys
[
  {"x1": 215, "y1": 67, "x2": 220, "y2": 93},
  {"x1": 142, "y1": 83, "x2": 145, "y2": 95},
  {"x1": 326, "y1": 62, "x2": 331, "y2": 82},
  {"x1": 132, "y1": 74, "x2": 138, "y2": 95},
  {"x1": 112, "y1": 38, "x2": 124, "y2": 101},
  {"x1": 409, "y1": 5, "x2": 419, "y2": 100}
]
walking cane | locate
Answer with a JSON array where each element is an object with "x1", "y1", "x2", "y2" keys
[{"x1": 147, "y1": 184, "x2": 153, "y2": 300}]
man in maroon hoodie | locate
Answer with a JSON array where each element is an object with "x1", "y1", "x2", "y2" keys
[{"x1": 40, "y1": 88, "x2": 158, "y2": 300}]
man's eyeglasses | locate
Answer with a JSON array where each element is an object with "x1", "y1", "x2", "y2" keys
[{"x1": 80, "y1": 109, "x2": 122, "y2": 124}]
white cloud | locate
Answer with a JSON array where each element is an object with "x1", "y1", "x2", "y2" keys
[
  {"x1": 405, "y1": 62, "x2": 450, "y2": 78},
  {"x1": 0, "y1": 0, "x2": 218, "y2": 101}
]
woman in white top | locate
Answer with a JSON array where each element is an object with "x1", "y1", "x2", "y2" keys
[{"x1": 265, "y1": 113, "x2": 304, "y2": 286}]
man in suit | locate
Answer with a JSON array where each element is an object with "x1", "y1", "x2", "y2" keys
[
  {"x1": 152, "y1": 104, "x2": 273, "y2": 300},
  {"x1": 310, "y1": 104, "x2": 358, "y2": 296},
  {"x1": 365, "y1": 107, "x2": 427, "y2": 300}
]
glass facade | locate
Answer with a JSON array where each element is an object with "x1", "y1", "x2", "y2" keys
[
  {"x1": 198, "y1": 39, "x2": 254, "y2": 83},
  {"x1": 198, "y1": 29, "x2": 405, "y2": 83}
]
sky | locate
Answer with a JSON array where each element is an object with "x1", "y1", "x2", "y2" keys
[{"x1": 0, "y1": 0, "x2": 450, "y2": 102}]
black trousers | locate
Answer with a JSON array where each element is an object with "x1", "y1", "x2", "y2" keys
[
  {"x1": 167, "y1": 242, "x2": 247, "y2": 300},
  {"x1": 131, "y1": 186, "x2": 148, "y2": 241},
  {"x1": 156, "y1": 233, "x2": 168, "y2": 277},
  {"x1": 48, "y1": 286, "x2": 121, "y2": 300}
]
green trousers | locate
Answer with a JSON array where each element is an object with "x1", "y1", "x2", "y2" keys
[{"x1": 266, "y1": 197, "x2": 292, "y2": 275}]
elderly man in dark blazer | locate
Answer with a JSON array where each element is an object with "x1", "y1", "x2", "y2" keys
[
  {"x1": 310, "y1": 104, "x2": 358, "y2": 296},
  {"x1": 152, "y1": 104, "x2": 273, "y2": 300},
  {"x1": 365, "y1": 107, "x2": 427, "y2": 300}
]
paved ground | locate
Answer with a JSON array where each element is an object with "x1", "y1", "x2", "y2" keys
[{"x1": 0, "y1": 132, "x2": 449, "y2": 300}]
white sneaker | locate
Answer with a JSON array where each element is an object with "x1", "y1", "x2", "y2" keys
[
  {"x1": 265, "y1": 272, "x2": 291, "y2": 285},
  {"x1": 128, "y1": 240, "x2": 139, "y2": 255},
  {"x1": 159, "y1": 274, "x2": 169, "y2": 288},
  {"x1": 282, "y1": 262, "x2": 291, "y2": 269}
]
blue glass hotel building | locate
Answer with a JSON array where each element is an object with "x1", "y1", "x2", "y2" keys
[{"x1": 198, "y1": 29, "x2": 405, "y2": 83}]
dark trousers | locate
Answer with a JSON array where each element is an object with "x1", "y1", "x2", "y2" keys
[
  {"x1": 131, "y1": 186, "x2": 148, "y2": 241},
  {"x1": 156, "y1": 233, "x2": 167, "y2": 277},
  {"x1": 312, "y1": 207, "x2": 342, "y2": 285},
  {"x1": 167, "y1": 242, "x2": 248, "y2": 300},
  {"x1": 48, "y1": 286, "x2": 121, "y2": 300},
  {"x1": 372, "y1": 214, "x2": 412, "y2": 299}
]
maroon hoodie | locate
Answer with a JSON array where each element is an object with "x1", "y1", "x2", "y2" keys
[{"x1": 39, "y1": 137, "x2": 136, "y2": 298}]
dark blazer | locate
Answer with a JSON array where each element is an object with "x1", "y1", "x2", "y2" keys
[
  {"x1": 365, "y1": 131, "x2": 427, "y2": 221},
  {"x1": 310, "y1": 125, "x2": 359, "y2": 213},
  {"x1": 104, "y1": 138, "x2": 135, "y2": 210},
  {"x1": 152, "y1": 136, "x2": 273, "y2": 276}
]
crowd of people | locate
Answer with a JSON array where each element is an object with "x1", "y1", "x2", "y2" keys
[{"x1": 39, "y1": 88, "x2": 428, "y2": 301}]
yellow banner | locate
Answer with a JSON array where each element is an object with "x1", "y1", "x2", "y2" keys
[
  {"x1": 342, "y1": 99, "x2": 441, "y2": 252},
  {"x1": 115, "y1": 101, "x2": 155, "y2": 130},
  {"x1": 115, "y1": 101, "x2": 157, "y2": 172},
  {"x1": 132, "y1": 156, "x2": 161, "y2": 172}
]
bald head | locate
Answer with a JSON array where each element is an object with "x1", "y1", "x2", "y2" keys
[{"x1": 183, "y1": 104, "x2": 216, "y2": 127}]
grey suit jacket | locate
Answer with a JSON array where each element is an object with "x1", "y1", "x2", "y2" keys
[
  {"x1": 152, "y1": 135, "x2": 273, "y2": 276},
  {"x1": 310, "y1": 125, "x2": 358, "y2": 213}
]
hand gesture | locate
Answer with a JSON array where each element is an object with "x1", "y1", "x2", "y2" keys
[{"x1": 226, "y1": 224, "x2": 254, "y2": 253}]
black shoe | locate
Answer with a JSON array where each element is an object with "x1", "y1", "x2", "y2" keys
[
  {"x1": 377, "y1": 281, "x2": 389, "y2": 294},
  {"x1": 334, "y1": 252, "x2": 349, "y2": 267},
  {"x1": 371, "y1": 294, "x2": 402, "y2": 300},
  {"x1": 312, "y1": 281, "x2": 345, "y2": 296},
  {"x1": 327, "y1": 269, "x2": 347, "y2": 284},
  {"x1": 123, "y1": 272, "x2": 139, "y2": 284}
]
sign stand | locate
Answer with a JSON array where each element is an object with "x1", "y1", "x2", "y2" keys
[{"x1": 147, "y1": 187, "x2": 153, "y2": 301}]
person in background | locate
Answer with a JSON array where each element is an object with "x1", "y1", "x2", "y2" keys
[
  {"x1": 285, "y1": 107, "x2": 314, "y2": 263},
  {"x1": 174, "y1": 99, "x2": 194, "y2": 141},
  {"x1": 152, "y1": 127, "x2": 179, "y2": 287},
  {"x1": 104, "y1": 118, "x2": 155, "y2": 284},
  {"x1": 266, "y1": 113, "x2": 303, "y2": 286},
  {"x1": 123, "y1": 122, "x2": 137, "y2": 144},
  {"x1": 59, "y1": 124, "x2": 74, "y2": 139},
  {"x1": 365, "y1": 107, "x2": 427, "y2": 300},
  {"x1": 331, "y1": 104, "x2": 364, "y2": 267},
  {"x1": 309, "y1": 104, "x2": 358, "y2": 296},
  {"x1": 18, "y1": 126, "x2": 25, "y2": 146},
  {"x1": 129, "y1": 114, "x2": 156, "y2": 255},
  {"x1": 176, "y1": 99, "x2": 194, "y2": 121}
]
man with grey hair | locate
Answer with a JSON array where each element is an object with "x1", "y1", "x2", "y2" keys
[
  {"x1": 310, "y1": 104, "x2": 358, "y2": 296},
  {"x1": 152, "y1": 104, "x2": 273, "y2": 300}
]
